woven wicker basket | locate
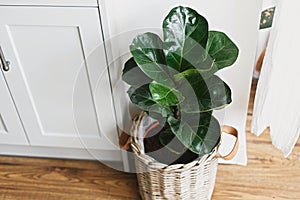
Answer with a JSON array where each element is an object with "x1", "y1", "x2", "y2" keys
[{"x1": 130, "y1": 112, "x2": 238, "y2": 200}]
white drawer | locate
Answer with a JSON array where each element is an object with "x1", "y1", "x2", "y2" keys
[{"x1": 0, "y1": 0, "x2": 98, "y2": 7}]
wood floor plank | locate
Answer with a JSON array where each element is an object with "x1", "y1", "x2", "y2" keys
[
  {"x1": 0, "y1": 156, "x2": 140, "y2": 199},
  {"x1": 1, "y1": 79, "x2": 299, "y2": 199}
]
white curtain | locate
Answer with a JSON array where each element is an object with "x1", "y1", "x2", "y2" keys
[{"x1": 252, "y1": 0, "x2": 300, "y2": 157}]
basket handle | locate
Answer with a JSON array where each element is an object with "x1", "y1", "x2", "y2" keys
[
  {"x1": 215, "y1": 125, "x2": 239, "y2": 160},
  {"x1": 130, "y1": 111, "x2": 146, "y2": 154}
]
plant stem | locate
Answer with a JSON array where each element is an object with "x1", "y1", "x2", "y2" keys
[{"x1": 171, "y1": 106, "x2": 180, "y2": 120}]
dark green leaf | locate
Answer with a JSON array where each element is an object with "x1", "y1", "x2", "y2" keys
[
  {"x1": 127, "y1": 84, "x2": 172, "y2": 121},
  {"x1": 174, "y1": 69, "x2": 206, "y2": 82},
  {"x1": 149, "y1": 82, "x2": 184, "y2": 107},
  {"x1": 206, "y1": 31, "x2": 239, "y2": 73},
  {"x1": 198, "y1": 75, "x2": 232, "y2": 111},
  {"x1": 163, "y1": 6, "x2": 209, "y2": 72},
  {"x1": 159, "y1": 125, "x2": 186, "y2": 154},
  {"x1": 178, "y1": 72, "x2": 232, "y2": 113},
  {"x1": 174, "y1": 67, "x2": 215, "y2": 81},
  {"x1": 130, "y1": 32, "x2": 174, "y2": 88},
  {"x1": 127, "y1": 84, "x2": 156, "y2": 111},
  {"x1": 167, "y1": 112, "x2": 221, "y2": 155},
  {"x1": 176, "y1": 72, "x2": 203, "y2": 113},
  {"x1": 122, "y1": 57, "x2": 152, "y2": 86},
  {"x1": 147, "y1": 108, "x2": 168, "y2": 126}
]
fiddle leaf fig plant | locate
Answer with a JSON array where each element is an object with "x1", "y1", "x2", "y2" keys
[{"x1": 122, "y1": 6, "x2": 239, "y2": 156}]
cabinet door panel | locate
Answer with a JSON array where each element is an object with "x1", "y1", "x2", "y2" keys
[
  {"x1": 0, "y1": 7, "x2": 118, "y2": 151},
  {"x1": 0, "y1": 72, "x2": 28, "y2": 145}
]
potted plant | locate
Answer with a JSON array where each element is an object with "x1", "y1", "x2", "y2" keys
[{"x1": 122, "y1": 6, "x2": 239, "y2": 200}]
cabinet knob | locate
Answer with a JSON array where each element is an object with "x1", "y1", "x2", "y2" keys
[{"x1": 0, "y1": 46, "x2": 10, "y2": 72}]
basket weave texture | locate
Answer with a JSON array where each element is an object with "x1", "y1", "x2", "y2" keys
[
  {"x1": 131, "y1": 113, "x2": 218, "y2": 200},
  {"x1": 134, "y1": 151, "x2": 218, "y2": 200}
]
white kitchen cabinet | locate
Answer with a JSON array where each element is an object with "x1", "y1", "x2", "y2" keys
[
  {"x1": 0, "y1": 6, "x2": 120, "y2": 160},
  {"x1": 0, "y1": 0, "x2": 98, "y2": 7},
  {"x1": 0, "y1": 70, "x2": 28, "y2": 145}
]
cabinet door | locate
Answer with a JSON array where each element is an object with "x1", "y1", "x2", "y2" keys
[
  {"x1": 0, "y1": 7, "x2": 118, "y2": 151},
  {"x1": 0, "y1": 71, "x2": 28, "y2": 145}
]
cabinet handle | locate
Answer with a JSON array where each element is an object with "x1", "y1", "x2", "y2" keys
[{"x1": 0, "y1": 46, "x2": 10, "y2": 72}]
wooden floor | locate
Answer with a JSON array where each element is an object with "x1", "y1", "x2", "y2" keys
[{"x1": 1, "y1": 80, "x2": 300, "y2": 200}]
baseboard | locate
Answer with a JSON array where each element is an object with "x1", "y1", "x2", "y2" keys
[{"x1": 0, "y1": 144, "x2": 122, "y2": 162}]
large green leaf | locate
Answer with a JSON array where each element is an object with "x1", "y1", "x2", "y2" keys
[
  {"x1": 149, "y1": 82, "x2": 184, "y2": 107},
  {"x1": 176, "y1": 72, "x2": 203, "y2": 113},
  {"x1": 198, "y1": 75, "x2": 232, "y2": 111},
  {"x1": 163, "y1": 6, "x2": 209, "y2": 72},
  {"x1": 147, "y1": 106, "x2": 169, "y2": 126},
  {"x1": 206, "y1": 31, "x2": 239, "y2": 72},
  {"x1": 174, "y1": 67, "x2": 216, "y2": 81},
  {"x1": 178, "y1": 72, "x2": 232, "y2": 113},
  {"x1": 127, "y1": 84, "x2": 156, "y2": 111},
  {"x1": 167, "y1": 113, "x2": 221, "y2": 155},
  {"x1": 159, "y1": 125, "x2": 186, "y2": 154},
  {"x1": 122, "y1": 57, "x2": 152, "y2": 87},
  {"x1": 130, "y1": 32, "x2": 174, "y2": 88},
  {"x1": 127, "y1": 84, "x2": 172, "y2": 121}
]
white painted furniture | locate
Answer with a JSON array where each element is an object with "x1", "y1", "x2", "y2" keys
[
  {"x1": 0, "y1": 2, "x2": 121, "y2": 162},
  {"x1": 0, "y1": 70, "x2": 28, "y2": 145},
  {"x1": 0, "y1": 0, "x2": 98, "y2": 7}
]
